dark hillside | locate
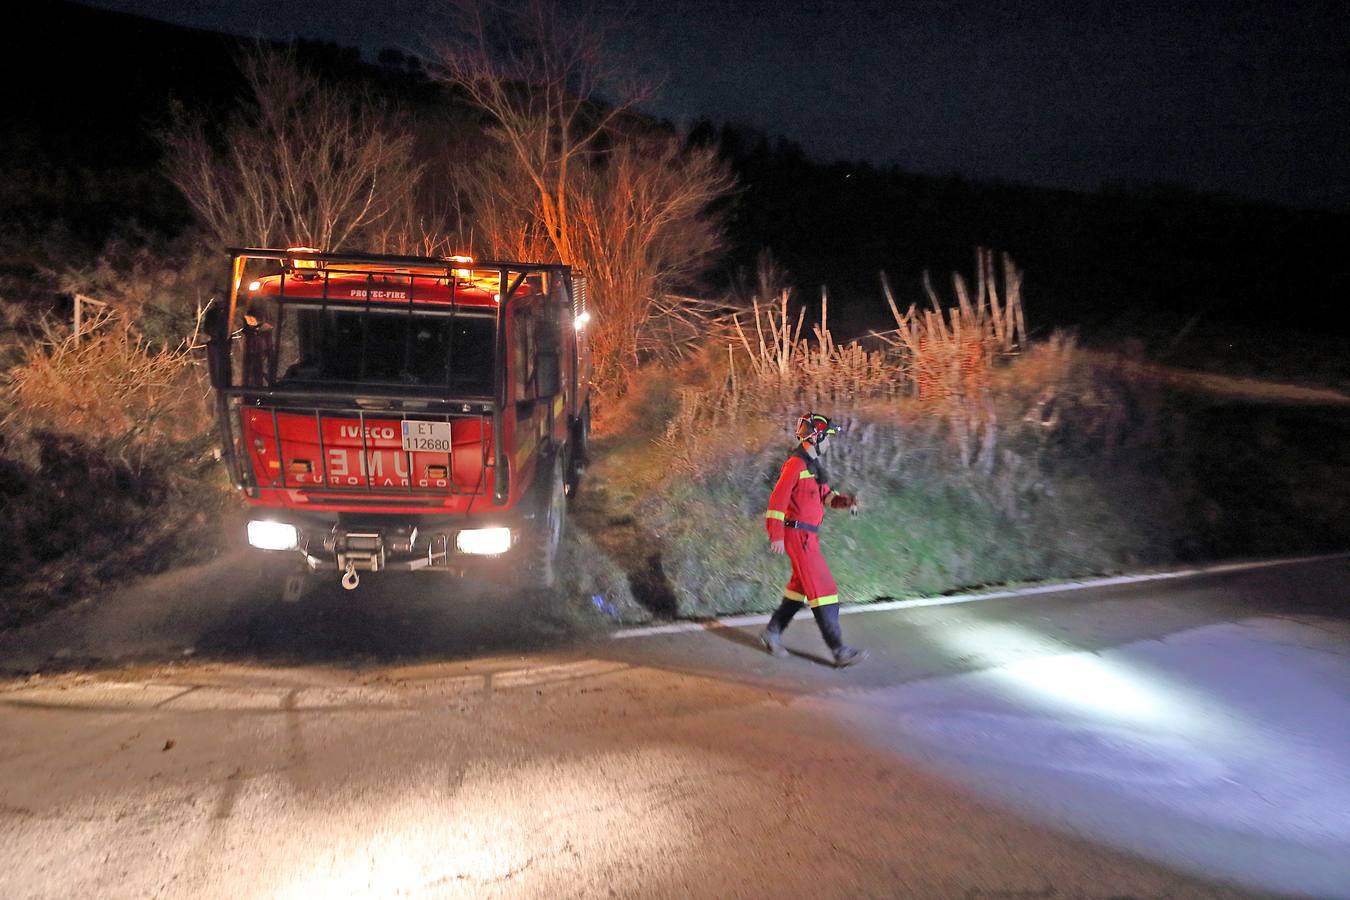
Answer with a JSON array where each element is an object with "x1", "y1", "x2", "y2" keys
[
  {"x1": 696, "y1": 122, "x2": 1350, "y2": 353},
  {"x1": 5, "y1": 2, "x2": 1347, "y2": 384},
  {"x1": 0, "y1": 1, "x2": 454, "y2": 259},
  {"x1": 0, "y1": 1, "x2": 245, "y2": 246}
]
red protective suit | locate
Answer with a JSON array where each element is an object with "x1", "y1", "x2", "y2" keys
[{"x1": 765, "y1": 448, "x2": 854, "y2": 608}]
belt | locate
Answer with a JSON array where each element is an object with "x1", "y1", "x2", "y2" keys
[{"x1": 784, "y1": 519, "x2": 819, "y2": 533}]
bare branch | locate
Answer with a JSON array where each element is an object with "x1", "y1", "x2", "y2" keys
[
  {"x1": 436, "y1": 2, "x2": 731, "y2": 391},
  {"x1": 160, "y1": 47, "x2": 430, "y2": 251}
]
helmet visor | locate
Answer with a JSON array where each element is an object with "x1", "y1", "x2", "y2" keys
[{"x1": 800, "y1": 414, "x2": 840, "y2": 440}]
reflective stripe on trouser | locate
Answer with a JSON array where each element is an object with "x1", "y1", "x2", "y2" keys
[{"x1": 783, "y1": 528, "x2": 839, "y2": 609}]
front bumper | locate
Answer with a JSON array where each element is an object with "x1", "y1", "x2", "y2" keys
[{"x1": 244, "y1": 509, "x2": 533, "y2": 577}]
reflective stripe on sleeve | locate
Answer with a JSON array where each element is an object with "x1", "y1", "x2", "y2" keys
[
  {"x1": 808, "y1": 594, "x2": 839, "y2": 608},
  {"x1": 799, "y1": 470, "x2": 815, "y2": 480},
  {"x1": 766, "y1": 510, "x2": 786, "y2": 521},
  {"x1": 783, "y1": 589, "x2": 806, "y2": 602}
]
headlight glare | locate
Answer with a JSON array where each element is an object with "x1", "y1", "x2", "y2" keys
[
  {"x1": 247, "y1": 520, "x2": 298, "y2": 551},
  {"x1": 456, "y1": 527, "x2": 512, "y2": 555}
]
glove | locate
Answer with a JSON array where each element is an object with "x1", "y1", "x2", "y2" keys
[{"x1": 828, "y1": 492, "x2": 859, "y2": 513}]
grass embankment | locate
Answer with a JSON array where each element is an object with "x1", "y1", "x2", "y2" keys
[
  {"x1": 652, "y1": 436, "x2": 1136, "y2": 619},
  {"x1": 570, "y1": 347, "x2": 1350, "y2": 623}
]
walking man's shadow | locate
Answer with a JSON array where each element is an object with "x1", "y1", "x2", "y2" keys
[{"x1": 704, "y1": 623, "x2": 836, "y2": 667}]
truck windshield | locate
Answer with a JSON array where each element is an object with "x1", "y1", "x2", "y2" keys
[{"x1": 262, "y1": 306, "x2": 496, "y2": 395}]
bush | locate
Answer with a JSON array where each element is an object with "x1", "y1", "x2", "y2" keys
[
  {"x1": 52, "y1": 241, "x2": 221, "y2": 348},
  {"x1": 4, "y1": 315, "x2": 208, "y2": 471}
]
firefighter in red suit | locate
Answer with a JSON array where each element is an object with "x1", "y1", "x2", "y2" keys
[{"x1": 760, "y1": 413, "x2": 867, "y2": 667}]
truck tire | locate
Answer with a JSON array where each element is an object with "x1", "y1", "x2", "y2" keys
[
  {"x1": 522, "y1": 455, "x2": 567, "y2": 589},
  {"x1": 567, "y1": 401, "x2": 591, "y2": 496}
]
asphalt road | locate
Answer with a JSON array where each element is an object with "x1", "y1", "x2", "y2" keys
[{"x1": 1, "y1": 555, "x2": 1348, "y2": 898}]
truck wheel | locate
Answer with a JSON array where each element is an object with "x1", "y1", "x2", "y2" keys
[
  {"x1": 567, "y1": 401, "x2": 591, "y2": 496},
  {"x1": 575, "y1": 399, "x2": 591, "y2": 463},
  {"x1": 523, "y1": 456, "x2": 567, "y2": 589}
]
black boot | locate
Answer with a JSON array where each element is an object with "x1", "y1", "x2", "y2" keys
[
  {"x1": 760, "y1": 598, "x2": 803, "y2": 658},
  {"x1": 812, "y1": 604, "x2": 866, "y2": 667},
  {"x1": 832, "y1": 646, "x2": 867, "y2": 667},
  {"x1": 759, "y1": 628, "x2": 787, "y2": 658}
]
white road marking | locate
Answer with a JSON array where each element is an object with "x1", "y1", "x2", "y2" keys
[
  {"x1": 609, "y1": 551, "x2": 1350, "y2": 639},
  {"x1": 0, "y1": 662, "x2": 637, "y2": 712},
  {"x1": 3, "y1": 682, "x2": 190, "y2": 708},
  {"x1": 493, "y1": 659, "x2": 628, "y2": 688}
]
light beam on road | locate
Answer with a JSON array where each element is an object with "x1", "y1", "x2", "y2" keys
[
  {"x1": 933, "y1": 620, "x2": 1210, "y2": 730},
  {"x1": 840, "y1": 616, "x2": 1350, "y2": 896},
  {"x1": 273, "y1": 752, "x2": 694, "y2": 899}
]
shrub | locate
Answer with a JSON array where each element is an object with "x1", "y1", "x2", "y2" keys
[
  {"x1": 436, "y1": 2, "x2": 734, "y2": 395},
  {"x1": 52, "y1": 241, "x2": 221, "y2": 348},
  {"x1": 3, "y1": 313, "x2": 208, "y2": 474}
]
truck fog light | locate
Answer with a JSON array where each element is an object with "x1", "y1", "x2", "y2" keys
[
  {"x1": 455, "y1": 527, "x2": 512, "y2": 555},
  {"x1": 247, "y1": 520, "x2": 298, "y2": 551}
]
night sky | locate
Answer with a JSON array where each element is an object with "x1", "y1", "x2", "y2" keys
[{"x1": 81, "y1": 0, "x2": 1350, "y2": 210}]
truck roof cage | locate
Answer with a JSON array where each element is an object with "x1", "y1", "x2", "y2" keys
[
  {"x1": 226, "y1": 246, "x2": 570, "y2": 323},
  {"x1": 227, "y1": 246, "x2": 571, "y2": 272}
]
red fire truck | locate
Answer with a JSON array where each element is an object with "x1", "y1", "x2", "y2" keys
[{"x1": 203, "y1": 248, "x2": 592, "y2": 597}]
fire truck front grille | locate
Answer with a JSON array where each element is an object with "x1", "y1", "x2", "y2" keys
[{"x1": 239, "y1": 404, "x2": 494, "y2": 498}]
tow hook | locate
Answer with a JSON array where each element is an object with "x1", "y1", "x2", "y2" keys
[{"x1": 341, "y1": 562, "x2": 360, "y2": 591}]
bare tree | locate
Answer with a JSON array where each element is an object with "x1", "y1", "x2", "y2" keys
[
  {"x1": 571, "y1": 138, "x2": 732, "y2": 385},
  {"x1": 435, "y1": 0, "x2": 648, "y2": 265},
  {"x1": 457, "y1": 151, "x2": 561, "y2": 263},
  {"x1": 435, "y1": 1, "x2": 733, "y2": 390},
  {"x1": 162, "y1": 49, "x2": 427, "y2": 251}
]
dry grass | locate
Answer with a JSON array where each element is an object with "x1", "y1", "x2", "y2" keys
[
  {"x1": 873, "y1": 248, "x2": 1028, "y2": 470},
  {"x1": 659, "y1": 250, "x2": 1031, "y2": 476},
  {"x1": 3, "y1": 309, "x2": 210, "y2": 475},
  {"x1": 728, "y1": 290, "x2": 895, "y2": 401}
]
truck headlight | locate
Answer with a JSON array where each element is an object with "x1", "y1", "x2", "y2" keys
[
  {"x1": 247, "y1": 520, "x2": 298, "y2": 551},
  {"x1": 455, "y1": 527, "x2": 512, "y2": 555}
]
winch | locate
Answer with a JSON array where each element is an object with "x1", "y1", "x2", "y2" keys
[{"x1": 324, "y1": 526, "x2": 417, "y2": 589}]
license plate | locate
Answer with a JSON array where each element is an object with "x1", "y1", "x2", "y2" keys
[{"x1": 401, "y1": 420, "x2": 453, "y2": 453}]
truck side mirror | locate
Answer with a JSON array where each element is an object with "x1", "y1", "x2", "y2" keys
[
  {"x1": 537, "y1": 350, "x2": 561, "y2": 397},
  {"x1": 203, "y1": 299, "x2": 231, "y2": 389},
  {"x1": 534, "y1": 299, "x2": 564, "y2": 398}
]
